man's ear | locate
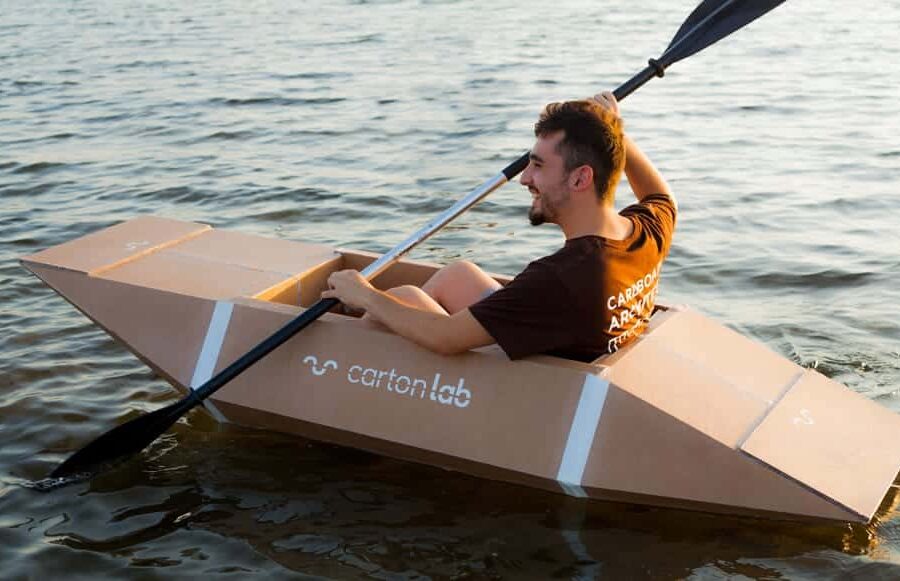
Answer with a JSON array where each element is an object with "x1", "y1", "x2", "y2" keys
[{"x1": 568, "y1": 165, "x2": 594, "y2": 193}]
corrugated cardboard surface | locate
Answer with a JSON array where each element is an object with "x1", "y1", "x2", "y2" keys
[
  {"x1": 602, "y1": 308, "x2": 799, "y2": 449},
  {"x1": 22, "y1": 215, "x2": 210, "y2": 274},
  {"x1": 171, "y1": 229, "x2": 338, "y2": 279},
  {"x1": 742, "y1": 370, "x2": 900, "y2": 519},
  {"x1": 98, "y1": 250, "x2": 294, "y2": 301},
  {"x1": 25, "y1": 263, "x2": 214, "y2": 389},
  {"x1": 581, "y1": 384, "x2": 855, "y2": 521},
  {"x1": 645, "y1": 308, "x2": 799, "y2": 405},
  {"x1": 211, "y1": 301, "x2": 590, "y2": 481}
]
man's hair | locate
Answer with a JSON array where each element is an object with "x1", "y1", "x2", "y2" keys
[{"x1": 534, "y1": 100, "x2": 625, "y2": 203}]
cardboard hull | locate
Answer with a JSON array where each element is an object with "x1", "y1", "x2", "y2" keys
[{"x1": 21, "y1": 216, "x2": 900, "y2": 523}]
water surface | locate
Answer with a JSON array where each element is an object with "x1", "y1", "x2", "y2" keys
[{"x1": 2, "y1": 0, "x2": 899, "y2": 578}]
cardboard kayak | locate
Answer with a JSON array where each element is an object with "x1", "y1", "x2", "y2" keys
[{"x1": 21, "y1": 216, "x2": 900, "y2": 523}]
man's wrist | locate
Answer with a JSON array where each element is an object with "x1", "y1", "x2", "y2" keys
[{"x1": 361, "y1": 287, "x2": 383, "y2": 315}]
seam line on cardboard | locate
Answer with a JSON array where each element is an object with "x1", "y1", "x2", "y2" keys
[
  {"x1": 652, "y1": 335, "x2": 774, "y2": 407},
  {"x1": 190, "y1": 300, "x2": 233, "y2": 423},
  {"x1": 736, "y1": 369, "x2": 806, "y2": 448},
  {"x1": 90, "y1": 225, "x2": 212, "y2": 276},
  {"x1": 557, "y1": 374, "x2": 609, "y2": 497},
  {"x1": 166, "y1": 249, "x2": 299, "y2": 279}
]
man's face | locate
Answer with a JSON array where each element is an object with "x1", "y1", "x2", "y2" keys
[{"x1": 520, "y1": 131, "x2": 571, "y2": 226}]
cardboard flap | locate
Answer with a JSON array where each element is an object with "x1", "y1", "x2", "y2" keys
[
  {"x1": 20, "y1": 216, "x2": 210, "y2": 274},
  {"x1": 171, "y1": 229, "x2": 338, "y2": 278},
  {"x1": 603, "y1": 309, "x2": 800, "y2": 448},
  {"x1": 741, "y1": 370, "x2": 900, "y2": 520},
  {"x1": 638, "y1": 308, "x2": 800, "y2": 404},
  {"x1": 96, "y1": 228, "x2": 340, "y2": 302},
  {"x1": 25, "y1": 263, "x2": 215, "y2": 389},
  {"x1": 97, "y1": 250, "x2": 300, "y2": 301}
]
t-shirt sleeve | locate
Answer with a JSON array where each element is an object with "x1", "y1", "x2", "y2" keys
[
  {"x1": 621, "y1": 193, "x2": 677, "y2": 254},
  {"x1": 468, "y1": 260, "x2": 574, "y2": 360}
]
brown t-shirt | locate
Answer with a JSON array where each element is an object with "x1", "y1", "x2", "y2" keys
[{"x1": 469, "y1": 193, "x2": 676, "y2": 362}]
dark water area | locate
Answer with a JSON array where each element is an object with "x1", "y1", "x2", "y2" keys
[{"x1": 2, "y1": 0, "x2": 899, "y2": 578}]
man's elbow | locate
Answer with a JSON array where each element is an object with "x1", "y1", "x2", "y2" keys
[
  {"x1": 663, "y1": 189, "x2": 677, "y2": 211},
  {"x1": 428, "y1": 337, "x2": 468, "y2": 357},
  {"x1": 414, "y1": 312, "x2": 489, "y2": 356},
  {"x1": 420, "y1": 331, "x2": 469, "y2": 357}
]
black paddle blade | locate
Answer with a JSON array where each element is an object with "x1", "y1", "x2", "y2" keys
[
  {"x1": 45, "y1": 298, "x2": 340, "y2": 485},
  {"x1": 48, "y1": 395, "x2": 198, "y2": 480},
  {"x1": 662, "y1": 0, "x2": 786, "y2": 65},
  {"x1": 613, "y1": 0, "x2": 785, "y2": 103}
]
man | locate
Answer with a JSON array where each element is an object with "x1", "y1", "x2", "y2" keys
[{"x1": 323, "y1": 91, "x2": 676, "y2": 361}]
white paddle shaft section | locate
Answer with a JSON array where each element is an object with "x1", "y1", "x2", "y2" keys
[
  {"x1": 557, "y1": 374, "x2": 609, "y2": 497},
  {"x1": 359, "y1": 172, "x2": 508, "y2": 281},
  {"x1": 190, "y1": 301, "x2": 234, "y2": 423}
]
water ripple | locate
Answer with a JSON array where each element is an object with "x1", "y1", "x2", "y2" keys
[
  {"x1": 209, "y1": 96, "x2": 347, "y2": 108},
  {"x1": 9, "y1": 161, "x2": 71, "y2": 175},
  {"x1": 750, "y1": 269, "x2": 876, "y2": 290}
]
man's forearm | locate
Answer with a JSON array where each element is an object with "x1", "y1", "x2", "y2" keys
[
  {"x1": 322, "y1": 269, "x2": 494, "y2": 355},
  {"x1": 362, "y1": 290, "x2": 456, "y2": 354},
  {"x1": 623, "y1": 134, "x2": 673, "y2": 202}
]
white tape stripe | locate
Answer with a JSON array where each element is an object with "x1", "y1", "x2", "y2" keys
[
  {"x1": 191, "y1": 301, "x2": 233, "y2": 388},
  {"x1": 557, "y1": 374, "x2": 609, "y2": 497},
  {"x1": 190, "y1": 301, "x2": 233, "y2": 423},
  {"x1": 560, "y1": 481, "x2": 589, "y2": 498}
]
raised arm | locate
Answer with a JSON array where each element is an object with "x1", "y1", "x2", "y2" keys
[
  {"x1": 621, "y1": 134, "x2": 673, "y2": 203},
  {"x1": 592, "y1": 92, "x2": 675, "y2": 205}
]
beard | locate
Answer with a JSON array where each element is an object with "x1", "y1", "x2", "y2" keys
[
  {"x1": 528, "y1": 202, "x2": 545, "y2": 226},
  {"x1": 528, "y1": 190, "x2": 550, "y2": 226},
  {"x1": 528, "y1": 188, "x2": 566, "y2": 226}
]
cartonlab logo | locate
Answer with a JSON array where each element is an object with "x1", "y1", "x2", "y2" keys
[{"x1": 301, "y1": 355, "x2": 471, "y2": 409}]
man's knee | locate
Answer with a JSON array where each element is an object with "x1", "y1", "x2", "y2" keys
[
  {"x1": 385, "y1": 284, "x2": 427, "y2": 302},
  {"x1": 421, "y1": 260, "x2": 500, "y2": 314},
  {"x1": 441, "y1": 260, "x2": 482, "y2": 279},
  {"x1": 385, "y1": 285, "x2": 447, "y2": 314},
  {"x1": 426, "y1": 260, "x2": 484, "y2": 291}
]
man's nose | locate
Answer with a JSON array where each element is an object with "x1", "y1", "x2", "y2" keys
[{"x1": 520, "y1": 165, "x2": 533, "y2": 186}]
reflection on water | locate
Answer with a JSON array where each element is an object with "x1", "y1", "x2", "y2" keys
[{"x1": 6, "y1": 418, "x2": 898, "y2": 578}]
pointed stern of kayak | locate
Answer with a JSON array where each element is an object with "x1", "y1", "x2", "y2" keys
[{"x1": 592, "y1": 307, "x2": 900, "y2": 522}]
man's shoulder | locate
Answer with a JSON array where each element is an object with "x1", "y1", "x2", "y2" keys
[
  {"x1": 621, "y1": 193, "x2": 677, "y2": 253},
  {"x1": 513, "y1": 250, "x2": 568, "y2": 282},
  {"x1": 526, "y1": 241, "x2": 597, "y2": 274},
  {"x1": 525, "y1": 240, "x2": 607, "y2": 298},
  {"x1": 622, "y1": 192, "x2": 677, "y2": 218}
]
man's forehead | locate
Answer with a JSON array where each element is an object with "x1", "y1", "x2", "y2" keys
[{"x1": 532, "y1": 131, "x2": 565, "y2": 160}]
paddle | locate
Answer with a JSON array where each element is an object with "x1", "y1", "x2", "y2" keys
[{"x1": 48, "y1": 0, "x2": 786, "y2": 481}]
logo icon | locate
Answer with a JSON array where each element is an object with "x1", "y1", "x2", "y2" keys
[
  {"x1": 125, "y1": 240, "x2": 150, "y2": 251},
  {"x1": 302, "y1": 355, "x2": 339, "y2": 377},
  {"x1": 792, "y1": 408, "x2": 814, "y2": 426}
]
